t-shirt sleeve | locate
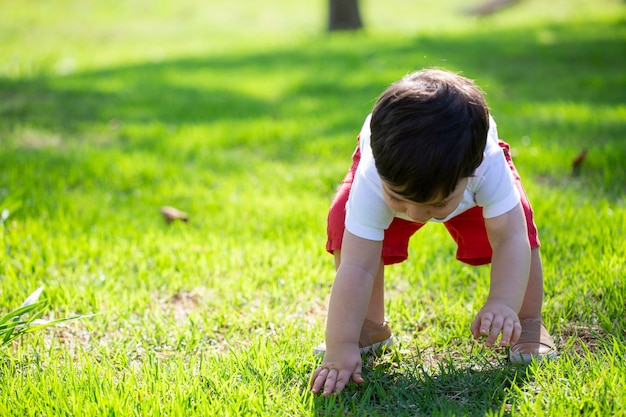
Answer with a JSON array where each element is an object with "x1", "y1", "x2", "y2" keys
[
  {"x1": 345, "y1": 160, "x2": 394, "y2": 241},
  {"x1": 344, "y1": 116, "x2": 394, "y2": 241},
  {"x1": 474, "y1": 145, "x2": 521, "y2": 218}
]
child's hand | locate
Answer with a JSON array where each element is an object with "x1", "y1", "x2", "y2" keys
[
  {"x1": 471, "y1": 300, "x2": 522, "y2": 347},
  {"x1": 310, "y1": 343, "x2": 364, "y2": 396}
]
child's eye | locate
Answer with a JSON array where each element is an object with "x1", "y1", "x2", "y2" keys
[{"x1": 433, "y1": 202, "x2": 447, "y2": 209}]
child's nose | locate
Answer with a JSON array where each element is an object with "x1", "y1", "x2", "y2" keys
[{"x1": 407, "y1": 206, "x2": 431, "y2": 222}]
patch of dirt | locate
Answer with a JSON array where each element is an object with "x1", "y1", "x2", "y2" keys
[
  {"x1": 557, "y1": 321, "x2": 607, "y2": 357},
  {"x1": 165, "y1": 290, "x2": 204, "y2": 322}
]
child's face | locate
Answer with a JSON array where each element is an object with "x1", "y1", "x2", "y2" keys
[{"x1": 381, "y1": 178, "x2": 468, "y2": 223}]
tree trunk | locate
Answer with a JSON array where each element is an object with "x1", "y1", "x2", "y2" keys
[{"x1": 328, "y1": 0, "x2": 363, "y2": 31}]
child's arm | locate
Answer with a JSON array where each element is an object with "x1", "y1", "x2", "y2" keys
[
  {"x1": 471, "y1": 202, "x2": 531, "y2": 347},
  {"x1": 310, "y1": 230, "x2": 383, "y2": 396}
]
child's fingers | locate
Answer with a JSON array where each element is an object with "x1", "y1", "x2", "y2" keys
[
  {"x1": 352, "y1": 368, "x2": 364, "y2": 385},
  {"x1": 510, "y1": 320, "x2": 522, "y2": 345},
  {"x1": 475, "y1": 313, "x2": 495, "y2": 345},
  {"x1": 311, "y1": 363, "x2": 362, "y2": 396},
  {"x1": 486, "y1": 315, "x2": 504, "y2": 346},
  {"x1": 322, "y1": 368, "x2": 339, "y2": 396},
  {"x1": 331, "y1": 369, "x2": 356, "y2": 395},
  {"x1": 311, "y1": 367, "x2": 323, "y2": 387},
  {"x1": 311, "y1": 366, "x2": 341, "y2": 395},
  {"x1": 499, "y1": 320, "x2": 512, "y2": 346},
  {"x1": 478, "y1": 312, "x2": 494, "y2": 334},
  {"x1": 499, "y1": 317, "x2": 518, "y2": 346},
  {"x1": 471, "y1": 312, "x2": 494, "y2": 340},
  {"x1": 470, "y1": 315, "x2": 481, "y2": 339},
  {"x1": 310, "y1": 367, "x2": 329, "y2": 394}
]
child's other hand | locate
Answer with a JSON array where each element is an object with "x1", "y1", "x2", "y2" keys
[
  {"x1": 471, "y1": 301, "x2": 522, "y2": 347},
  {"x1": 310, "y1": 343, "x2": 363, "y2": 396}
]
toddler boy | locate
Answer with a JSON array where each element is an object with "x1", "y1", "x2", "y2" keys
[{"x1": 311, "y1": 69, "x2": 556, "y2": 396}]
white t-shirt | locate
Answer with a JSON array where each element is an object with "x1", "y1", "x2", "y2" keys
[{"x1": 345, "y1": 114, "x2": 521, "y2": 241}]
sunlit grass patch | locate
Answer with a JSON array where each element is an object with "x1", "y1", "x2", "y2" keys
[{"x1": 0, "y1": 0, "x2": 624, "y2": 415}]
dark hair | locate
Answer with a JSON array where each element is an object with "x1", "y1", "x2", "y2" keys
[{"x1": 370, "y1": 69, "x2": 489, "y2": 203}]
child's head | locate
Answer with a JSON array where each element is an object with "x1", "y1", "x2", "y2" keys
[{"x1": 370, "y1": 69, "x2": 489, "y2": 203}]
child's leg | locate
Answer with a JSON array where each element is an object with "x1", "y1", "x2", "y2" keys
[
  {"x1": 367, "y1": 261, "x2": 386, "y2": 324},
  {"x1": 509, "y1": 247, "x2": 556, "y2": 363},
  {"x1": 517, "y1": 247, "x2": 544, "y2": 320}
]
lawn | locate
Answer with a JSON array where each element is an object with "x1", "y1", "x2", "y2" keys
[{"x1": 0, "y1": 0, "x2": 625, "y2": 415}]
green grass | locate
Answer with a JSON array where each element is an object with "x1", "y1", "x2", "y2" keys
[{"x1": 1, "y1": 0, "x2": 625, "y2": 415}]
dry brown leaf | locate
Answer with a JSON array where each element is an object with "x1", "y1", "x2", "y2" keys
[{"x1": 160, "y1": 206, "x2": 189, "y2": 223}]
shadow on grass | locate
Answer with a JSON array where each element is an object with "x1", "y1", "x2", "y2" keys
[
  {"x1": 1, "y1": 20, "x2": 624, "y2": 133},
  {"x1": 0, "y1": 19, "x2": 624, "y2": 186},
  {"x1": 313, "y1": 353, "x2": 527, "y2": 417}
]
